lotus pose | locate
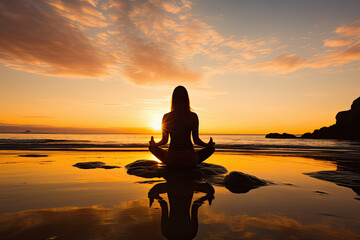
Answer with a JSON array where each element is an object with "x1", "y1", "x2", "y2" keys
[{"x1": 149, "y1": 86, "x2": 215, "y2": 167}]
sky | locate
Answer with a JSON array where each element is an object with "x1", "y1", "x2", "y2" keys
[{"x1": 0, "y1": 0, "x2": 360, "y2": 134}]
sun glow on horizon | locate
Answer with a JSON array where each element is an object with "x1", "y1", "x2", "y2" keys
[{"x1": 149, "y1": 115, "x2": 162, "y2": 131}]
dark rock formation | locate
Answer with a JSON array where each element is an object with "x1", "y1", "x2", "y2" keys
[
  {"x1": 125, "y1": 160, "x2": 228, "y2": 179},
  {"x1": 73, "y1": 161, "x2": 120, "y2": 169},
  {"x1": 302, "y1": 96, "x2": 360, "y2": 140},
  {"x1": 304, "y1": 170, "x2": 360, "y2": 195},
  {"x1": 125, "y1": 160, "x2": 272, "y2": 193},
  {"x1": 266, "y1": 133, "x2": 297, "y2": 139},
  {"x1": 223, "y1": 171, "x2": 271, "y2": 193}
]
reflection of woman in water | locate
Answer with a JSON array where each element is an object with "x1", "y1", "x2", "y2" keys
[
  {"x1": 148, "y1": 178, "x2": 214, "y2": 240},
  {"x1": 149, "y1": 86, "x2": 215, "y2": 167}
]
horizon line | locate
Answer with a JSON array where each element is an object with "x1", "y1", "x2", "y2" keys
[{"x1": 0, "y1": 131, "x2": 303, "y2": 135}]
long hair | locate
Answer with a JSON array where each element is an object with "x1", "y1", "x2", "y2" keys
[{"x1": 171, "y1": 86, "x2": 191, "y2": 112}]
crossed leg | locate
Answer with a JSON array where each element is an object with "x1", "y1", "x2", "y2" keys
[
  {"x1": 149, "y1": 145, "x2": 168, "y2": 164},
  {"x1": 196, "y1": 146, "x2": 215, "y2": 163},
  {"x1": 149, "y1": 145, "x2": 215, "y2": 165}
]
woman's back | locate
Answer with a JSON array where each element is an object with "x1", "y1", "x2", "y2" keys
[
  {"x1": 148, "y1": 85, "x2": 215, "y2": 166},
  {"x1": 163, "y1": 111, "x2": 195, "y2": 150}
]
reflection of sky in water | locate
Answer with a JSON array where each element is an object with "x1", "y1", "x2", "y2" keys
[
  {"x1": 1, "y1": 201, "x2": 359, "y2": 240},
  {"x1": 0, "y1": 151, "x2": 359, "y2": 239}
]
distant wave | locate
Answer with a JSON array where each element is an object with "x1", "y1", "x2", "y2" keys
[
  {"x1": 1, "y1": 138, "x2": 360, "y2": 161},
  {"x1": 0, "y1": 138, "x2": 360, "y2": 161}
]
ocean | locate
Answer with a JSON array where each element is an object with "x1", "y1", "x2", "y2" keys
[{"x1": 1, "y1": 133, "x2": 359, "y2": 160}]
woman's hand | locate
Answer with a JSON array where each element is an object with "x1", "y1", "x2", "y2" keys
[
  {"x1": 149, "y1": 136, "x2": 156, "y2": 147},
  {"x1": 207, "y1": 137, "x2": 215, "y2": 147}
]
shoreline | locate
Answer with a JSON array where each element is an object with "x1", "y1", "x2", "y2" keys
[{"x1": 1, "y1": 145, "x2": 360, "y2": 170}]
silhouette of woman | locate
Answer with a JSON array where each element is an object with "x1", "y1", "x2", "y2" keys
[{"x1": 149, "y1": 86, "x2": 215, "y2": 167}]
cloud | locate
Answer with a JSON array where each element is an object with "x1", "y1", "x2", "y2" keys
[
  {"x1": 245, "y1": 19, "x2": 360, "y2": 75},
  {"x1": 0, "y1": 0, "x2": 110, "y2": 77},
  {"x1": 122, "y1": 39, "x2": 202, "y2": 84},
  {"x1": 48, "y1": 0, "x2": 109, "y2": 28},
  {"x1": 105, "y1": 0, "x2": 209, "y2": 83},
  {"x1": 3, "y1": 0, "x2": 358, "y2": 82},
  {"x1": 309, "y1": 41, "x2": 360, "y2": 68},
  {"x1": 0, "y1": 0, "x2": 281, "y2": 84},
  {"x1": 324, "y1": 39, "x2": 353, "y2": 47},
  {"x1": 335, "y1": 19, "x2": 360, "y2": 38},
  {"x1": 247, "y1": 53, "x2": 306, "y2": 74},
  {"x1": 311, "y1": 19, "x2": 360, "y2": 69}
]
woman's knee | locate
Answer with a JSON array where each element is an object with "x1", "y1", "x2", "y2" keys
[{"x1": 208, "y1": 146, "x2": 215, "y2": 154}]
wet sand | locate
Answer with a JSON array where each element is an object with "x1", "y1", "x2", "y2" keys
[{"x1": 0, "y1": 150, "x2": 359, "y2": 239}]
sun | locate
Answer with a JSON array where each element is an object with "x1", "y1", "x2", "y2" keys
[
  {"x1": 150, "y1": 115, "x2": 162, "y2": 131},
  {"x1": 151, "y1": 121, "x2": 162, "y2": 131}
]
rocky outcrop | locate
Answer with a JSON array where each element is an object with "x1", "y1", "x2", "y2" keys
[
  {"x1": 266, "y1": 133, "x2": 297, "y2": 139},
  {"x1": 304, "y1": 170, "x2": 360, "y2": 195},
  {"x1": 302, "y1": 96, "x2": 360, "y2": 140}
]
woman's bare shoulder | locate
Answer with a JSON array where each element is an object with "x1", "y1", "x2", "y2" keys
[
  {"x1": 190, "y1": 112, "x2": 198, "y2": 120},
  {"x1": 163, "y1": 112, "x2": 171, "y2": 119},
  {"x1": 190, "y1": 112, "x2": 198, "y2": 117}
]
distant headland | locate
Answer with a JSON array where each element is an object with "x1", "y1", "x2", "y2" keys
[{"x1": 267, "y1": 96, "x2": 360, "y2": 141}]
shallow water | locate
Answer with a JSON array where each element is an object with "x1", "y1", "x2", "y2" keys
[
  {"x1": 0, "y1": 150, "x2": 359, "y2": 239},
  {"x1": 1, "y1": 133, "x2": 358, "y2": 149}
]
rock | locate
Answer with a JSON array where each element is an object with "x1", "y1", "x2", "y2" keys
[
  {"x1": 135, "y1": 180, "x2": 165, "y2": 184},
  {"x1": 125, "y1": 160, "x2": 167, "y2": 178},
  {"x1": 301, "y1": 96, "x2": 360, "y2": 140},
  {"x1": 223, "y1": 171, "x2": 270, "y2": 193},
  {"x1": 266, "y1": 133, "x2": 297, "y2": 139},
  {"x1": 304, "y1": 170, "x2": 360, "y2": 195},
  {"x1": 125, "y1": 160, "x2": 273, "y2": 194},
  {"x1": 73, "y1": 161, "x2": 120, "y2": 169},
  {"x1": 125, "y1": 160, "x2": 228, "y2": 179}
]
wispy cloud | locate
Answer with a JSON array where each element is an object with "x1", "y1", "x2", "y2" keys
[
  {"x1": 1, "y1": 0, "x2": 359, "y2": 82},
  {"x1": 0, "y1": 0, "x2": 280, "y2": 84},
  {"x1": 323, "y1": 39, "x2": 353, "y2": 47},
  {"x1": 248, "y1": 53, "x2": 306, "y2": 74},
  {"x1": 0, "y1": 0, "x2": 110, "y2": 77},
  {"x1": 244, "y1": 19, "x2": 360, "y2": 75}
]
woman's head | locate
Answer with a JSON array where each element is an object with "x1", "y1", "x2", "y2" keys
[{"x1": 171, "y1": 86, "x2": 191, "y2": 112}]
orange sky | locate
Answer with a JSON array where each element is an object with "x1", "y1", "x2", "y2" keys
[{"x1": 0, "y1": 0, "x2": 360, "y2": 134}]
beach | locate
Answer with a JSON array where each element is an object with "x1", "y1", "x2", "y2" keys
[
  {"x1": 0, "y1": 134, "x2": 359, "y2": 239},
  {"x1": 2, "y1": 0, "x2": 360, "y2": 238}
]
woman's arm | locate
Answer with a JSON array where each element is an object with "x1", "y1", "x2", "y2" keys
[
  {"x1": 192, "y1": 113, "x2": 215, "y2": 147},
  {"x1": 154, "y1": 130, "x2": 169, "y2": 147},
  {"x1": 149, "y1": 114, "x2": 169, "y2": 147}
]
